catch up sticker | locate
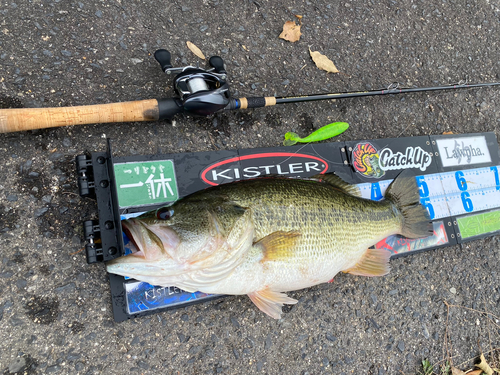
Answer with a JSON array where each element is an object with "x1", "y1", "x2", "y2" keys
[{"x1": 114, "y1": 160, "x2": 178, "y2": 208}]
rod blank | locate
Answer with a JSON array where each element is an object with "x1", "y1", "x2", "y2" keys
[{"x1": 236, "y1": 82, "x2": 500, "y2": 107}]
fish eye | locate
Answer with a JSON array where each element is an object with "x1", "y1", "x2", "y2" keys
[{"x1": 156, "y1": 207, "x2": 174, "y2": 220}]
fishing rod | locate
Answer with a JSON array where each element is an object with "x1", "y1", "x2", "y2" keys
[
  {"x1": 226, "y1": 82, "x2": 500, "y2": 110},
  {"x1": 1, "y1": 48, "x2": 500, "y2": 133}
]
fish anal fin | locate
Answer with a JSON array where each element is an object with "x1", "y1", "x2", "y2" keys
[
  {"x1": 344, "y1": 248, "x2": 391, "y2": 276},
  {"x1": 255, "y1": 231, "x2": 301, "y2": 262},
  {"x1": 248, "y1": 289, "x2": 298, "y2": 319},
  {"x1": 310, "y1": 173, "x2": 362, "y2": 197}
]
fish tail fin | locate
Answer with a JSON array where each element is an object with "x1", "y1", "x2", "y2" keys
[{"x1": 385, "y1": 170, "x2": 433, "y2": 239}]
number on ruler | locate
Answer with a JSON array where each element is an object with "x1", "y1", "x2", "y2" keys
[
  {"x1": 455, "y1": 171, "x2": 468, "y2": 191},
  {"x1": 491, "y1": 166, "x2": 500, "y2": 191},
  {"x1": 456, "y1": 171, "x2": 473, "y2": 212},
  {"x1": 420, "y1": 197, "x2": 435, "y2": 220},
  {"x1": 371, "y1": 182, "x2": 383, "y2": 201},
  {"x1": 415, "y1": 176, "x2": 429, "y2": 197},
  {"x1": 461, "y1": 191, "x2": 473, "y2": 212},
  {"x1": 416, "y1": 176, "x2": 434, "y2": 219}
]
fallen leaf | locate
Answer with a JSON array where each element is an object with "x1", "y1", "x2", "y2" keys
[
  {"x1": 466, "y1": 370, "x2": 484, "y2": 375},
  {"x1": 295, "y1": 14, "x2": 303, "y2": 24},
  {"x1": 309, "y1": 48, "x2": 339, "y2": 73},
  {"x1": 186, "y1": 41, "x2": 205, "y2": 60},
  {"x1": 476, "y1": 354, "x2": 494, "y2": 375},
  {"x1": 443, "y1": 131, "x2": 454, "y2": 135},
  {"x1": 279, "y1": 21, "x2": 302, "y2": 42},
  {"x1": 451, "y1": 366, "x2": 466, "y2": 375}
]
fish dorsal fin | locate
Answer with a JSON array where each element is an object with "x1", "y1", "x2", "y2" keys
[
  {"x1": 310, "y1": 173, "x2": 362, "y2": 197},
  {"x1": 344, "y1": 248, "x2": 391, "y2": 276},
  {"x1": 254, "y1": 231, "x2": 301, "y2": 261},
  {"x1": 248, "y1": 289, "x2": 298, "y2": 319}
]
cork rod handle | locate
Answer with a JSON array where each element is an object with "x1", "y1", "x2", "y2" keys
[{"x1": 0, "y1": 99, "x2": 160, "y2": 133}]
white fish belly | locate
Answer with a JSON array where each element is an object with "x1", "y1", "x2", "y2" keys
[{"x1": 197, "y1": 223, "x2": 399, "y2": 295}]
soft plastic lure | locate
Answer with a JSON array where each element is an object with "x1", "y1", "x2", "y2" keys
[{"x1": 283, "y1": 122, "x2": 349, "y2": 146}]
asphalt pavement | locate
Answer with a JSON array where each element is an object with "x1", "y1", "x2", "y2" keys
[{"x1": 1, "y1": 0, "x2": 500, "y2": 374}]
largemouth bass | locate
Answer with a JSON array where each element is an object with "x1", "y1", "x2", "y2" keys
[{"x1": 107, "y1": 172, "x2": 432, "y2": 319}]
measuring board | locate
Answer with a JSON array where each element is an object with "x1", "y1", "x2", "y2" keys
[{"x1": 76, "y1": 132, "x2": 500, "y2": 322}]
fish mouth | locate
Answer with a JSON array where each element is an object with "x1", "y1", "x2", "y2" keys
[
  {"x1": 104, "y1": 220, "x2": 153, "y2": 275},
  {"x1": 106, "y1": 219, "x2": 172, "y2": 277},
  {"x1": 121, "y1": 219, "x2": 149, "y2": 259},
  {"x1": 124, "y1": 218, "x2": 180, "y2": 258},
  {"x1": 106, "y1": 219, "x2": 182, "y2": 281}
]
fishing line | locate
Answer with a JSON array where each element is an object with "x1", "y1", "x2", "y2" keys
[
  {"x1": 377, "y1": 122, "x2": 418, "y2": 152},
  {"x1": 270, "y1": 138, "x2": 347, "y2": 168}
]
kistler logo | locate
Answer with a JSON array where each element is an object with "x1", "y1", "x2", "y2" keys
[{"x1": 201, "y1": 152, "x2": 329, "y2": 186}]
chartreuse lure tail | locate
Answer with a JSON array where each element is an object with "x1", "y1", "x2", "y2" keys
[{"x1": 283, "y1": 122, "x2": 349, "y2": 146}]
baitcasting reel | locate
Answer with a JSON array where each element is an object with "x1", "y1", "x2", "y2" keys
[{"x1": 154, "y1": 49, "x2": 231, "y2": 118}]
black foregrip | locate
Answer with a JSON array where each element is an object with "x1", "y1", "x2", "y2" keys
[
  {"x1": 246, "y1": 97, "x2": 266, "y2": 108},
  {"x1": 157, "y1": 98, "x2": 184, "y2": 120}
]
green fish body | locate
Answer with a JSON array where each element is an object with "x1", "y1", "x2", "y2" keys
[{"x1": 107, "y1": 172, "x2": 431, "y2": 318}]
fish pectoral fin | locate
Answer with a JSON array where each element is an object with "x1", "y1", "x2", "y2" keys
[
  {"x1": 255, "y1": 231, "x2": 301, "y2": 262},
  {"x1": 247, "y1": 289, "x2": 298, "y2": 319},
  {"x1": 344, "y1": 248, "x2": 391, "y2": 277},
  {"x1": 310, "y1": 173, "x2": 362, "y2": 197}
]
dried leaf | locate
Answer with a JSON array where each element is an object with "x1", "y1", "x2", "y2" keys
[
  {"x1": 476, "y1": 354, "x2": 494, "y2": 375},
  {"x1": 309, "y1": 48, "x2": 339, "y2": 73},
  {"x1": 443, "y1": 131, "x2": 454, "y2": 135},
  {"x1": 279, "y1": 21, "x2": 302, "y2": 43},
  {"x1": 467, "y1": 370, "x2": 484, "y2": 375},
  {"x1": 451, "y1": 367, "x2": 467, "y2": 375},
  {"x1": 186, "y1": 41, "x2": 205, "y2": 60},
  {"x1": 295, "y1": 14, "x2": 303, "y2": 24}
]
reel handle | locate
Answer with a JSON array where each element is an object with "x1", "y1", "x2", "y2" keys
[
  {"x1": 154, "y1": 49, "x2": 172, "y2": 72},
  {"x1": 209, "y1": 56, "x2": 226, "y2": 75}
]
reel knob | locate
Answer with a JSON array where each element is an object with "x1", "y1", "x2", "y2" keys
[
  {"x1": 154, "y1": 49, "x2": 173, "y2": 72},
  {"x1": 209, "y1": 56, "x2": 226, "y2": 76}
]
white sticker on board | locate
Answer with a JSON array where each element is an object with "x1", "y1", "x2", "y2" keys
[{"x1": 436, "y1": 136, "x2": 491, "y2": 167}]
